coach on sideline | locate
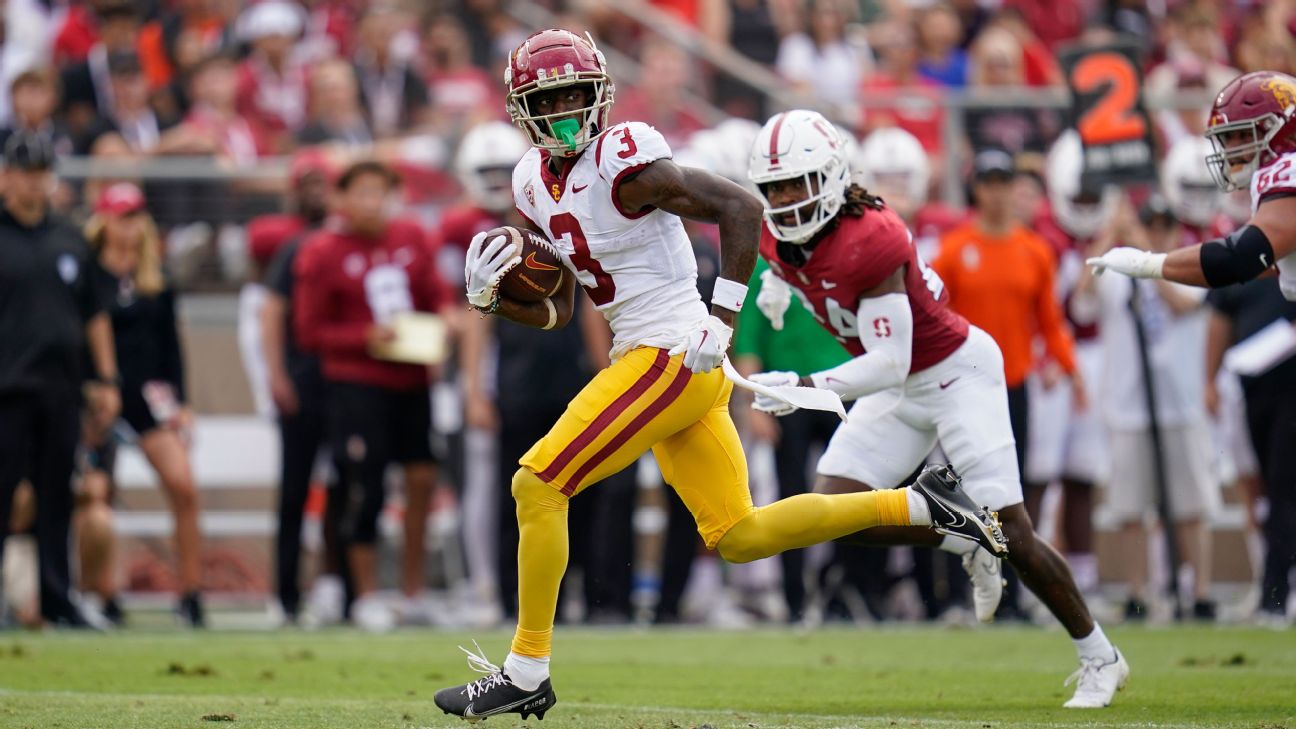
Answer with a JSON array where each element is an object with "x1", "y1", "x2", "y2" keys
[{"x1": 0, "y1": 131, "x2": 120, "y2": 627}]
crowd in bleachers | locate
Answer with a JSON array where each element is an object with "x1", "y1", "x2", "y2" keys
[{"x1": 1, "y1": 0, "x2": 1295, "y2": 632}]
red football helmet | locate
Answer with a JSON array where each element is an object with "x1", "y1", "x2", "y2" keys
[
  {"x1": 1205, "y1": 70, "x2": 1296, "y2": 191},
  {"x1": 505, "y1": 29, "x2": 615, "y2": 158}
]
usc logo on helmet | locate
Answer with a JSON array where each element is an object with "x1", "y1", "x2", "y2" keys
[{"x1": 1263, "y1": 76, "x2": 1296, "y2": 109}]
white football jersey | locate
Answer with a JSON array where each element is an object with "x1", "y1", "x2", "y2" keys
[
  {"x1": 1250, "y1": 151, "x2": 1296, "y2": 300},
  {"x1": 513, "y1": 121, "x2": 708, "y2": 358}
]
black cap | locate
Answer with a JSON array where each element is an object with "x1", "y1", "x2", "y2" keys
[
  {"x1": 3, "y1": 130, "x2": 56, "y2": 171},
  {"x1": 971, "y1": 147, "x2": 1017, "y2": 182}
]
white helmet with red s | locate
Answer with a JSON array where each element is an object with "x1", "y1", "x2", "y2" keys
[{"x1": 748, "y1": 109, "x2": 852, "y2": 244}]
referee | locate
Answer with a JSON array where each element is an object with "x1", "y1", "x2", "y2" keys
[{"x1": 0, "y1": 131, "x2": 120, "y2": 627}]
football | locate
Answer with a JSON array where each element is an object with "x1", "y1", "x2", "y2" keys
[{"x1": 489, "y1": 226, "x2": 566, "y2": 303}]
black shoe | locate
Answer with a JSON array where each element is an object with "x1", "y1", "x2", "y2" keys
[
  {"x1": 911, "y1": 464, "x2": 1008, "y2": 556},
  {"x1": 1192, "y1": 599, "x2": 1217, "y2": 622},
  {"x1": 434, "y1": 645, "x2": 557, "y2": 721},
  {"x1": 1123, "y1": 597, "x2": 1148, "y2": 621},
  {"x1": 176, "y1": 592, "x2": 206, "y2": 628},
  {"x1": 102, "y1": 597, "x2": 126, "y2": 628}
]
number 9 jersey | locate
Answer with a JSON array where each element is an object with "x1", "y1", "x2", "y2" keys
[
  {"x1": 512, "y1": 121, "x2": 710, "y2": 359},
  {"x1": 760, "y1": 204, "x2": 968, "y2": 373}
]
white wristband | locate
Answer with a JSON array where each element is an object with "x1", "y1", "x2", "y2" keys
[
  {"x1": 541, "y1": 297, "x2": 558, "y2": 330},
  {"x1": 711, "y1": 277, "x2": 749, "y2": 312}
]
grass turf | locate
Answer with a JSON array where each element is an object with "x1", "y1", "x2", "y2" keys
[{"x1": 0, "y1": 626, "x2": 1291, "y2": 729}]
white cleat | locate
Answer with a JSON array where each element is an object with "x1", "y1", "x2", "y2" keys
[
  {"x1": 962, "y1": 547, "x2": 1004, "y2": 623},
  {"x1": 1063, "y1": 649, "x2": 1129, "y2": 708},
  {"x1": 352, "y1": 595, "x2": 396, "y2": 633}
]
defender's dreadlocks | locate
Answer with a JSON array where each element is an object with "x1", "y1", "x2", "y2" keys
[{"x1": 843, "y1": 183, "x2": 886, "y2": 217}]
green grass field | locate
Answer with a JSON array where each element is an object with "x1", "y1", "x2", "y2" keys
[{"x1": 0, "y1": 626, "x2": 1291, "y2": 729}]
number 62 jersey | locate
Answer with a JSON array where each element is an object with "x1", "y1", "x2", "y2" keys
[
  {"x1": 760, "y1": 204, "x2": 969, "y2": 374},
  {"x1": 512, "y1": 121, "x2": 709, "y2": 359}
]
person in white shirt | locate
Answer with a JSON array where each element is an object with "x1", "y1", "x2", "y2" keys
[{"x1": 1076, "y1": 196, "x2": 1219, "y2": 621}]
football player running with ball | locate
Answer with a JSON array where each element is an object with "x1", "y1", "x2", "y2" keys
[
  {"x1": 747, "y1": 110, "x2": 1127, "y2": 709},
  {"x1": 434, "y1": 30, "x2": 1006, "y2": 722},
  {"x1": 1089, "y1": 71, "x2": 1296, "y2": 301}
]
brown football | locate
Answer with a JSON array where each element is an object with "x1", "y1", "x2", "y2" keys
[{"x1": 490, "y1": 226, "x2": 566, "y2": 303}]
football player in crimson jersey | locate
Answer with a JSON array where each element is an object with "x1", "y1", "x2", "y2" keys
[
  {"x1": 748, "y1": 110, "x2": 1127, "y2": 709},
  {"x1": 433, "y1": 29, "x2": 1005, "y2": 722},
  {"x1": 1090, "y1": 71, "x2": 1296, "y2": 301}
]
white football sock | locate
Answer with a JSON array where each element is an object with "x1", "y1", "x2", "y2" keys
[
  {"x1": 1073, "y1": 624, "x2": 1117, "y2": 663},
  {"x1": 504, "y1": 652, "x2": 550, "y2": 691},
  {"x1": 939, "y1": 534, "x2": 978, "y2": 555},
  {"x1": 905, "y1": 487, "x2": 931, "y2": 526}
]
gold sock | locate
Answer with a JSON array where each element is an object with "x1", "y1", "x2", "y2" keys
[
  {"x1": 716, "y1": 487, "x2": 912, "y2": 563},
  {"x1": 509, "y1": 468, "x2": 569, "y2": 659}
]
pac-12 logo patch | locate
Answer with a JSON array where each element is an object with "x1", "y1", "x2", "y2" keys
[{"x1": 524, "y1": 183, "x2": 535, "y2": 208}]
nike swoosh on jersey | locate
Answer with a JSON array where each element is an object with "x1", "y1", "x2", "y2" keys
[
  {"x1": 525, "y1": 252, "x2": 561, "y2": 271},
  {"x1": 572, "y1": 184, "x2": 589, "y2": 193},
  {"x1": 939, "y1": 378, "x2": 960, "y2": 389},
  {"x1": 821, "y1": 280, "x2": 837, "y2": 289}
]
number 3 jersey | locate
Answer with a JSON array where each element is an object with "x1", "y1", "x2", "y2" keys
[
  {"x1": 760, "y1": 204, "x2": 969, "y2": 373},
  {"x1": 1251, "y1": 151, "x2": 1296, "y2": 300},
  {"x1": 512, "y1": 122, "x2": 709, "y2": 360}
]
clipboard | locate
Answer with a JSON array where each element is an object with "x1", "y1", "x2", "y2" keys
[{"x1": 370, "y1": 312, "x2": 449, "y2": 365}]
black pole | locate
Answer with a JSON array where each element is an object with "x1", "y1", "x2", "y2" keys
[{"x1": 1126, "y1": 283, "x2": 1182, "y2": 618}]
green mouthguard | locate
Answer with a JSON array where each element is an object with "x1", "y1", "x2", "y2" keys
[{"x1": 550, "y1": 118, "x2": 581, "y2": 152}]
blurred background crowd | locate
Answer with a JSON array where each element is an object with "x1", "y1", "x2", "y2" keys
[{"x1": 1, "y1": 0, "x2": 1294, "y2": 633}]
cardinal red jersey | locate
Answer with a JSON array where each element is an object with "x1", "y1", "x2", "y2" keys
[
  {"x1": 438, "y1": 205, "x2": 503, "y2": 251},
  {"x1": 1181, "y1": 214, "x2": 1236, "y2": 246},
  {"x1": 760, "y1": 205, "x2": 969, "y2": 373},
  {"x1": 293, "y1": 217, "x2": 449, "y2": 390},
  {"x1": 911, "y1": 202, "x2": 968, "y2": 262}
]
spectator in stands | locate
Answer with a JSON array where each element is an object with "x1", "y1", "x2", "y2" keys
[
  {"x1": 1207, "y1": 281, "x2": 1296, "y2": 629},
  {"x1": 915, "y1": 3, "x2": 968, "y2": 87},
  {"x1": 612, "y1": 38, "x2": 708, "y2": 150},
  {"x1": 0, "y1": 132, "x2": 120, "y2": 629},
  {"x1": 236, "y1": 1, "x2": 310, "y2": 155},
  {"x1": 703, "y1": 0, "x2": 785, "y2": 119},
  {"x1": 297, "y1": 0, "x2": 360, "y2": 62},
  {"x1": 58, "y1": 0, "x2": 145, "y2": 139},
  {"x1": 858, "y1": 19, "x2": 945, "y2": 157},
  {"x1": 963, "y1": 27, "x2": 1059, "y2": 154},
  {"x1": 1, "y1": 68, "x2": 75, "y2": 158},
  {"x1": 86, "y1": 182, "x2": 207, "y2": 627},
  {"x1": 298, "y1": 59, "x2": 372, "y2": 148},
  {"x1": 77, "y1": 51, "x2": 179, "y2": 155},
  {"x1": 260, "y1": 152, "x2": 348, "y2": 626},
  {"x1": 1074, "y1": 197, "x2": 1218, "y2": 621},
  {"x1": 164, "y1": 53, "x2": 259, "y2": 166},
  {"x1": 987, "y1": 8, "x2": 1062, "y2": 87},
  {"x1": 933, "y1": 149, "x2": 1082, "y2": 619},
  {"x1": 137, "y1": 0, "x2": 234, "y2": 118},
  {"x1": 353, "y1": 5, "x2": 430, "y2": 138},
  {"x1": 775, "y1": 0, "x2": 869, "y2": 114},
  {"x1": 1145, "y1": 7, "x2": 1240, "y2": 146},
  {"x1": 423, "y1": 14, "x2": 500, "y2": 137},
  {"x1": 294, "y1": 160, "x2": 448, "y2": 632},
  {"x1": 1232, "y1": 21, "x2": 1296, "y2": 76}
]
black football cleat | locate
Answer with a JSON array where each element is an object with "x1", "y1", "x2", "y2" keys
[
  {"x1": 912, "y1": 464, "x2": 1008, "y2": 556},
  {"x1": 434, "y1": 643, "x2": 557, "y2": 722}
]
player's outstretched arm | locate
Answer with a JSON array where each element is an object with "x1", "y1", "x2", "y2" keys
[
  {"x1": 1090, "y1": 196, "x2": 1296, "y2": 289},
  {"x1": 617, "y1": 159, "x2": 763, "y2": 327}
]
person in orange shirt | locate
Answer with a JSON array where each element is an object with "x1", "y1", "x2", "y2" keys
[
  {"x1": 934, "y1": 148, "x2": 1086, "y2": 621},
  {"x1": 934, "y1": 148, "x2": 1086, "y2": 473}
]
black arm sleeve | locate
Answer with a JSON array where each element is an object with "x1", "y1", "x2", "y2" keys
[
  {"x1": 158, "y1": 287, "x2": 187, "y2": 403},
  {"x1": 1199, "y1": 225, "x2": 1277, "y2": 288}
]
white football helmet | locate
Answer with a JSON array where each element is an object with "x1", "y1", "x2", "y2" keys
[
  {"x1": 748, "y1": 109, "x2": 852, "y2": 244},
  {"x1": 684, "y1": 118, "x2": 763, "y2": 190},
  {"x1": 855, "y1": 127, "x2": 930, "y2": 220},
  {"x1": 1161, "y1": 136, "x2": 1223, "y2": 227},
  {"x1": 455, "y1": 121, "x2": 530, "y2": 214},
  {"x1": 1045, "y1": 130, "x2": 1120, "y2": 240}
]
